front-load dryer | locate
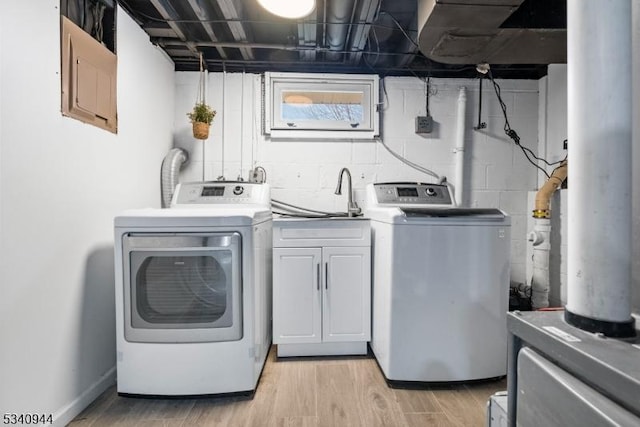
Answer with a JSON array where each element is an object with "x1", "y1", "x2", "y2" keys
[
  {"x1": 114, "y1": 182, "x2": 272, "y2": 396},
  {"x1": 365, "y1": 182, "x2": 511, "y2": 383}
]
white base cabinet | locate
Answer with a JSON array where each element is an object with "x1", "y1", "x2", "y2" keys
[{"x1": 272, "y1": 219, "x2": 371, "y2": 357}]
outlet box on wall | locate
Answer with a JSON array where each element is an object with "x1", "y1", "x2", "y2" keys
[{"x1": 415, "y1": 115, "x2": 433, "y2": 134}]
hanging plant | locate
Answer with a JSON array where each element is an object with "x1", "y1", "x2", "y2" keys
[
  {"x1": 188, "y1": 53, "x2": 216, "y2": 140},
  {"x1": 188, "y1": 102, "x2": 216, "y2": 139}
]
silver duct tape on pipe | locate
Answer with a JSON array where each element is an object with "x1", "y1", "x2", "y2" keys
[{"x1": 161, "y1": 148, "x2": 189, "y2": 208}]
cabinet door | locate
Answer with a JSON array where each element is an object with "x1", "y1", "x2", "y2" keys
[
  {"x1": 273, "y1": 247, "x2": 322, "y2": 344},
  {"x1": 322, "y1": 246, "x2": 371, "y2": 342}
]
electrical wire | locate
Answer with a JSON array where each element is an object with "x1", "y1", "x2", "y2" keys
[
  {"x1": 425, "y1": 77, "x2": 431, "y2": 116},
  {"x1": 377, "y1": 76, "x2": 389, "y2": 111},
  {"x1": 379, "y1": 11, "x2": 419, "y2": 49},
  {"x1": 361, "y1": 1, "x2": 386, "y2": 73},
  {"x1": 487, "y1": 71, "x2": 566, "y2": 179},
  {"x1": 370, "y1": 21, "x2": 381, "y2": 66},
  {"x1": 377, "y1": 139, "x2": 441, "y2": 181}
]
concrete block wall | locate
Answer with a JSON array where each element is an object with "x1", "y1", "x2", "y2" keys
[{"x1": 174, "y1": 73, "x2": 540, "y2": 283}]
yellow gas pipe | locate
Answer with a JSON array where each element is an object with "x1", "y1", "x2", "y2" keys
[{"x1": 533, "y1": 161, "x2": 568, "y2": 218}]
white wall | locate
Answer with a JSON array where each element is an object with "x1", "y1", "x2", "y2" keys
[
  {"x1": 175, "y1": 73, "x2": 540, "y2": 283},
  {"x1": 538, "y1": 65, "x2": 568, "y2": 165},
  {"x1": 0, "y1": 2, "x2": 175, "y2": 425}
]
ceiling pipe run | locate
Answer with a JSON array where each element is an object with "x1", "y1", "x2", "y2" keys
[
  {"x1": 326, "y1": 0, "x2": 357, "y2": 61},
  {"x1": 416, "y1": 0, "x2": 566, "y2": 64},
  {"x1": 565, "y1": 0, "x2": 635, "y2": 337}
]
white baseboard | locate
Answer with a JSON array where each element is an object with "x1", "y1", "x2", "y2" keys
[
  {"x1": 51, "y1": 366, "x2": 116, "y2": 427},
  {"x1": 277, "y1": 341, "x2": 368, "y2": 357}
]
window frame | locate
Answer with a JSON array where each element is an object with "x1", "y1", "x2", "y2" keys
[{"x1": 264, "y1": 72, "x2": 380, "y2": 140}]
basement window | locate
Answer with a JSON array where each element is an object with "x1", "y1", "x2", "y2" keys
[{"x1": 264, "y1": 73, "x2": 379, "y2": 140}]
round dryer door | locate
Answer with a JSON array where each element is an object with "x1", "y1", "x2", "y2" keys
[{"x1": 123, "y1": 232, "x2": 243, "y2": 343}]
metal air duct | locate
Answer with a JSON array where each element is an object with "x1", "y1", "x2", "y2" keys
[
  {"x1": 417, "y1": 0, "x2": 566, "y2": 64},
  {"x1": 326, "y1": 0, "x2": 356, "y2": 61}
]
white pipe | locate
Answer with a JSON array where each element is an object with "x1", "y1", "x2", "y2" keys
[
  {"x1": 529, "y1": 218, "x2": 551, "y2": 309},
  {"x1": 454, "y1": 87, "x2": 467, "y2": 206},
  {"x1": 566, "y1": 0, "x2": 634, "y2": 330}
]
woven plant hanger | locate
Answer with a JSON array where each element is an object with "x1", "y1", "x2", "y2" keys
[{"x1": 192, "y1": 53, "x2": 209, "y2": 140}]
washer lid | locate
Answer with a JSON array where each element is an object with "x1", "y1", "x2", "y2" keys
[
  {"x1": 400, "y1": 207, "x2": 505, "y2": 219},
  {"x1": 365, "y1": 206, "x2": 510, "y2": 225}
]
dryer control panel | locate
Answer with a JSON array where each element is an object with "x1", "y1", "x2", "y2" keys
[
  {"x1": 171, "y1": 182, "x2": 270, "y2": 206},
  {"x1": 372, "y1": 182, "x2": 454, "y2": 206}
]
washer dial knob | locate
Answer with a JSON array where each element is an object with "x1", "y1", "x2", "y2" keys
[
  {"x1": 233, "y1": 186, "x2": 244, "y2": 195},
  {"x1": 426, "y1": 187, "x2": 437, "y2": 197}
]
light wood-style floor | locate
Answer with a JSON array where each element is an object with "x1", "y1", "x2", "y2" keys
[{"x1": 69, "y1": 347, "x2": 506, "y2": 427}]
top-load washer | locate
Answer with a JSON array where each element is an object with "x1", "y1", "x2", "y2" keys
[
  {"x1": 114, "y1": 182, "x2": 272, "y2": 396},
  {"x1": 365, "y1": 182, "x2": 511, "y2": 383}
]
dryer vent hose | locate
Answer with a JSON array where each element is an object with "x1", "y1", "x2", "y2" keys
[{"x1": 161, "y1": 148, "x2": 189, "y2": 208}]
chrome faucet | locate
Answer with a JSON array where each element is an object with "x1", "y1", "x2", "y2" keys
[{"x1": 334, "y1": 167, "x2": 361, "y2": 217}]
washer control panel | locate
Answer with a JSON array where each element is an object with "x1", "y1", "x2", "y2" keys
[
  {"x1": 172, "y1": 181, "x2": 269, "y2": 205},
  {"x1": 373, "y1": 183, "x2": 453, "y2": 206}
]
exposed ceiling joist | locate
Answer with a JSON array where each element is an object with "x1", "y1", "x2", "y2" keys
[
  {"x1": 216, "y1": 0, "x2": 254, "y2": 60},
  {"x1": 122, "y1": 0, "x2": 564, "y2": 79},
  {"x1": 185, "y1": 0, "x2": 228, "y2": 59},
  {"x1": 148, "y1": 0, "x2": 200, "y2": 56}
]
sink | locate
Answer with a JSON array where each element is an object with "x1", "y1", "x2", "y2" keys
[{"x1": 273, "y1": 216, "x2": 370, "y2": 247}]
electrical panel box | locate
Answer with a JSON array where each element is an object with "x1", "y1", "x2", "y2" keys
[
  {"x1": 415, "y1": 115, "x2": 433, "y2": 134},
  {"x1": 61, "y1": 16, "x2": 117, "y2": 134}
]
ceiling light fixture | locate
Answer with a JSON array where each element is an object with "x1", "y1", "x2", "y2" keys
[
  {"x1": 476, "y1": 62, "x2": 491, "y2": 74},
  {"x1": 257, "y1": 0, "x2": 316, "y2": 19}
]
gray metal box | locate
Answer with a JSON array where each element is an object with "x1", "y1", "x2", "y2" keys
[
  {"x1": 415, "y1": 115, "x2": 433, "y2": 133},
  {"x1": 486, "y1": 391, "x2": 508, "y2": 427}
]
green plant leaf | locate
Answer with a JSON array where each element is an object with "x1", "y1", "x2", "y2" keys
[{"x1": 187, "y1": 103, "x2": 217, "y2": 124}]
